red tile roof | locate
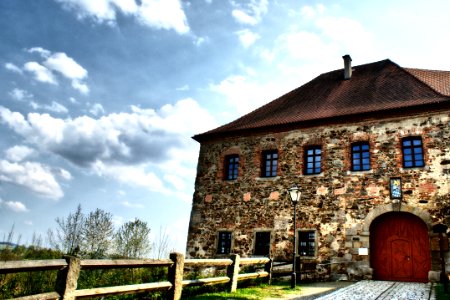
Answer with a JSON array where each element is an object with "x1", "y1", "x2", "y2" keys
[{"x1": 194, "y1": 59, "x2": 450, "y2": 142}]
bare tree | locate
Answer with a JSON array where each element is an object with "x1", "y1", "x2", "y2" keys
[
  {"x1": 50, "y1": 204, "x2": 84, "y2": 255},
  {"x1": 115, "y1": 219, "x2": 151, "y2": 258},
  {"x1": 152, "y1": 225, "x2": 172, "y2": 259},
  {"x1": 81, "y1": 208, "x2": 113, "y2": 258}
]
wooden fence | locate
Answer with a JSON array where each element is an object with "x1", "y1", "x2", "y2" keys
[{"x1": 0, "y1": 253, "x2": 272, "y2": 300}]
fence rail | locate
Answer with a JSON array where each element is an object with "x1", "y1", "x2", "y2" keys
[{"x1": 0, "y1": 253, "x2": 272, "y2": 300}]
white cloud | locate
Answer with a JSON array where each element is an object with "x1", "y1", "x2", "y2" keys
[
  {"x1": 24, "y1": 220, "x2": 33, "y2": 226},
  {"x1": 24, "y1": 62, "x2": 57, "y2": 84},
  {"x1": 137, "y1": 0, "x2": 189, "y2": 34},
  {"x1": 56, "y1": 0, "x2": 190, "y2": 34},
  {"x1": 89, "y1": 103, "x2": 105, "y2": 116},
  {"x1": 23, "y1": 48, "x2": 89, "y2": 94},
  {"x1": 72, "y1": 80, "x2": 89, "y2": 94},
  {"x1": 0, "y1": 160, "x2": 65, "y2": 200},
  {"x1": 231, "y1": 0, "x2": 268, "y2": 26},
  {"x1": 43, "y1": 52, "x2": 87, "y2": 80},
  {"x1": 5, "y1": 63, "x2": 23, "y2": 74},
  {"x1": 121, "y1": 200, "x2": 144, "y2": 208},
  {"x1": 5, "y1": 145, "x2": 35, "y2": 162},
  {"x1": 28, "y1": 47, "x2": 51, "y2": 58},
  {"x1": 210, "y1": 75, "x2": 286, "y2": 116},
  {"x1": 30, "y1": 101, "x2": 69, "y2": 114},
  {"x1": 236, "y1": 29, "x2": 260, "y2": 48},
  {"x1": 176, "y1": 84, "x2": 189, "y2": 91},
  {"x1": 2, "y1": 200, "x2": 28, "y2": 212},
  {"x1": 0, "y1": 101, "x2": 216, "y2": 195},
  {"x1": 9, "y1": 89, "x2": 33, "y2": 102}
]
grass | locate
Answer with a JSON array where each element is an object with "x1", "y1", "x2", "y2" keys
[
  {"x1": 185, "y1": 281, "x2": 302, "y2": 300},
  {"x1": 435, "y1": 283, "x2": 450, "y2": 300}
]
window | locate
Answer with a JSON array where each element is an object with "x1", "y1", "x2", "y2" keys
[
  {"x1": 217, "y1": 232, "x2": 232, "y2": 254},
  {"x1": 262, "y1": 150, "x2": 278, "y2": 177},
  {"x1": 225, "y1": 155, "x2": 239, "y2": 180},
  {"x1": 351, "y1": 142, "x2": 371, "y2": 171},
  {"x1": 304, "y1": 146, "x2": 322, "y2": 175},
  {"x1": 254, "y1": 232, "x2": 271, "y2": 256},
  {"x1": 402, "y1": 137, "x2": 424, "y2": 168},
  {"x1": 298, "y1": 231, "x2": 315, "y2": 257}
]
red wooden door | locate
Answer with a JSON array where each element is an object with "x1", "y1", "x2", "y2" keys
[{"x1": 370, "y1": 212, "x2": 430, "y2": 282}]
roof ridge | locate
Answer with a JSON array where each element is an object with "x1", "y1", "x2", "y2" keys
[{"x1": 403, "y1": 67, "x2": 450, "y2": 97}]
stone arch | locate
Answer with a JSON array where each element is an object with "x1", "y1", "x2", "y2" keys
[{"x1": 362, "y1": 203, "x2": 432, "y2": 233}]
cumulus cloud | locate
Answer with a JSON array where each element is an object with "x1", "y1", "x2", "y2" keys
[
  {"x1": 24, "y1": 62, "x2": 57, "y2": 84},
  {"x1": 56, "y1": 0, "x2": 189, "y2": 34},
  {"x1": 9, "y1": 88, "x2": 33, "y2": 102},
  {"x1": 5, "y1": 63, "x2": 23, "y2": 74},
  {"x1": 30, "y1": 101, "x2": 69, "y2": 114},
  {"x1": 5, "y1": 145, "x2": 35, "y2": 162},
  {"x1": 121, "y1": 200, "x2": 144, "y2": 208},
  {"x1": 231, "y1": 0, "x2": 268, "y2": 26},
  {"x1": 89, "y1": 103, "x2": 105, "y2": 116},
  {"x1": 0, "y1": 99, "x2": 216, "y2": 168},
  {"x1": 0, "y1": 160, "x2": 68, "y2": 200},
  {"x1": 3, "y1": 200, "x2": 28, "y2": 212},
  {"x1": 20, "y1": 48, "x2": 89, "y2": 94},
  {"x1": 236, "y1": 29, "x2": 260, "y2": 48}
]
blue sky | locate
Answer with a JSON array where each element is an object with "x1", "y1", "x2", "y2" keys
[{"x1": 1, "y1": 0, "x2": 450, "y2": 254}]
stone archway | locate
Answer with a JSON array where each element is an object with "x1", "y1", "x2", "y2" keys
[{"x1": 369, "y1": 212, "x2": 431, "y2": 282}]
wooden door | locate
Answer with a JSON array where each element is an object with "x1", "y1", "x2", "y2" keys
[{"x1": 370, "y1": 212, "x2": 430, "y2": 282}]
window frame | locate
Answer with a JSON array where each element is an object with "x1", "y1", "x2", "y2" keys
[
  {"x1": 401, "y1": 137, "x2": 424, "y2": 168},
  {"x1": 304, "y1": 146, "x2": 322, "y2": 175},
  {"x1": 217, "y1": 231, "x2": 232, "y2": 255},
  {"x1": 351, "y1": 142, "x2": 371, "y2": 172},
  {"x1": 261, "y1": 150, "x2": 278, "y2": 177},
  {"x1": 298, "y1": 230, "x2": 316, "y2": 257},
  {"x1": 224, "y1": 154, "x2": 239, "y2": 180},
  {"x1": 254, "y1": 231, "x2": 271, "y2": 256}
]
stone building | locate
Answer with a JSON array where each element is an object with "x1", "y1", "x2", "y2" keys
[{"x1": 186, "y1": 56, "x2": 450, "y2": 282}]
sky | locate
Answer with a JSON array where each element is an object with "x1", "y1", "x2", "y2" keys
[{"x1": 1, "y1": 0, "x2": 450, "y2": 255}]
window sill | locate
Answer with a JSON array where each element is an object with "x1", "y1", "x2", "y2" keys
[
  {"x1": 347, "y1": 169, "x2": 373, "y2": 175},
  {"x1": 257, "y1": 176, "x2": 280, "y2": 181}
]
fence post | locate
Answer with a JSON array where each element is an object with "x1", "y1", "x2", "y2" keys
[
  {"x1": 168, "y1": 252, "x2": 185, "y2": 300},
  {"x1": 55, "y1": 255, "x2": 81, "y2": 300},
  {"x1": 227, "y1": 254, "x2": 240, "y2": 293},
  {"x1": 264, "y1": 258, "x2": 273, "y2": 285}
]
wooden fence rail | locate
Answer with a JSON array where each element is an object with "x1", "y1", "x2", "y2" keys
[{"x1": 0, "y1": 253, "x2": 272, "y2": 300}]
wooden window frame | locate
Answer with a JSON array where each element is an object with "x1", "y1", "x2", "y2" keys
[
  {"x1": 351, "y1": 142, "x2": 371, "y2": 171},
  {"x1": 217, "y1": 231, "x2": 232, "y2": 255},
  {"x1": 224, "y1": 154, "x2": 239, "y2": 180},
  {"x1": 261, "y1": 150, "x2": 278, "y2": 177},
  {"x1": 304, "y1": 146, "x2": 322, "y2": 175},
  {"x1": 254, "y1": 231, "x2": 271, "y2": 256},
  {"x1": 298, "y1": 230, "x2": 316, "y2": 257},
  {"x1": 402, "y1": 137, "x2": 424, "y2": 168}
]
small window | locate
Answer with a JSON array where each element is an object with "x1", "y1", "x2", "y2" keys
[
  {"x1": 217, "y1": 232, "x2": 232, "y2": 254},
  {"x1": 351, "y1": 142, "x2": 371, "y2": 171},
  {"x1": 402, "y1": 137, "x2": 424, "y2": 168},
  {"x1": 262, "y1": 150, "x2": 278, "y2": 177},
  {"x1": 298, "y1": 231, "x2": 315, "y2": 257},
  {"x1": 225, "y1": 155, "x2": 239, "y2": 180},
  {"x1": 304, "y1": 146, "x2": 322, "y2": 175},
  {"x1": 254, "y1": 232, "x2": 271, "y2": 256}
]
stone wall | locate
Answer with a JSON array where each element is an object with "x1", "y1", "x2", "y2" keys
[{"x1": 186, "y1": 111, "x2": 450, "y2": 279}]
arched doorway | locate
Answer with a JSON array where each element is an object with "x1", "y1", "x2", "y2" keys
[{"x1": 370, "y1": 212, "x2": 430, "y2": 282}]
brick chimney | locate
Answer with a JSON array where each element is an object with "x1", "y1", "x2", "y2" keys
[{"x1": 343, "y1": 54, "x2": 352, "y2": 79}]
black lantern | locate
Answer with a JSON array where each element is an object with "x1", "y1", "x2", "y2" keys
[{"x1": 288, "y1": 185, "x2": 301, "y2": 288}]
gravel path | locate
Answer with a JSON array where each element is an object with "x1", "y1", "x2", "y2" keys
[{"x1": 312, "y1": 280, "x2": 435, "y2": 300}]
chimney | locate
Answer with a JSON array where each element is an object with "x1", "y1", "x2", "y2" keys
[{"x1": 342, "y1": 54, "x2": 352, "y2": 79}]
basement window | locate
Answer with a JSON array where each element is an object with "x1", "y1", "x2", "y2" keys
[
  {"x1": 224, "y1": 154, "x2": 239, "y2": 180},
  {"x1": 298, "y1": 231, "x2": 316, "y2": 257},
  {"x1": 217, "y1": 231, "x2": 232, "y2": 254},
  {"x1": 254, "y1": 232, "x2": 271, "y2": 256},
  {"x1": 351, "y1": 142, "x2": 371, "y2": 171},
  {"x1": 304, "y1": 146, "x2": 322, "y2": 175},
  {"x1": 402, "y1": 137, "x2": 424, "y2": 168},
  {"x1": 261, "y1": 150, "x2": 278, "y2": 177}
]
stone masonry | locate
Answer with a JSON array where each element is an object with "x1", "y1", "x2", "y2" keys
[{"x1": 186, "y1": 110, "x2": 450, "y2": 279}]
